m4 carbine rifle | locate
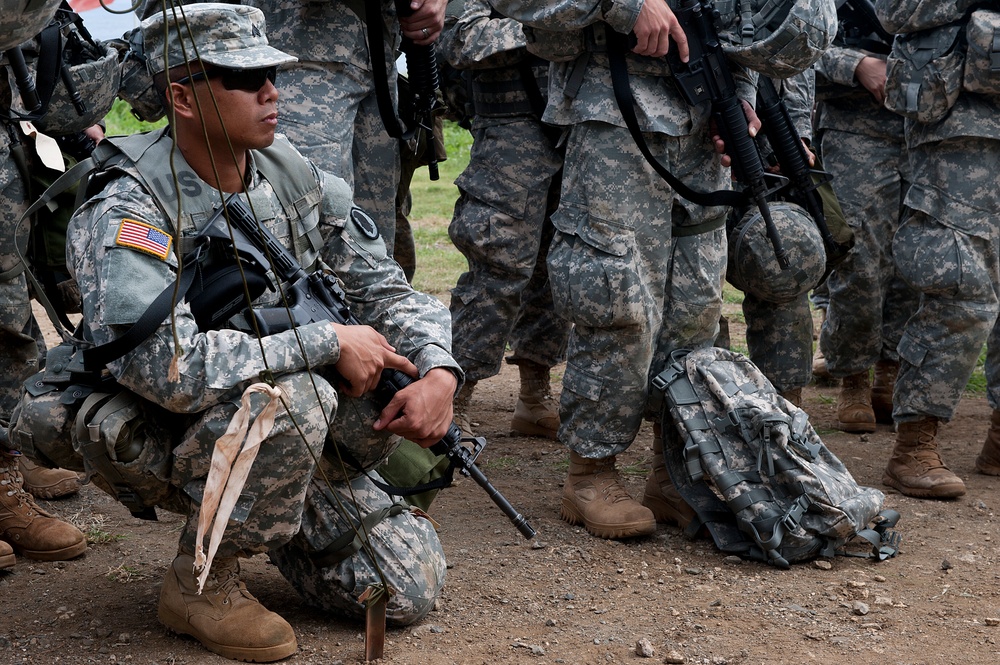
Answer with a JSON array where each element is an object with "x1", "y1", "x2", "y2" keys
[
  {"x1": 214, "y1": 195, "x2": 535, "y2": 539},
  {"x1": 666, "y1": 0, "x2": 789, "y2": 267}
]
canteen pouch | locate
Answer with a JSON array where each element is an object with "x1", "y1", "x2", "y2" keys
[
  {"x1": 884, "y1": 24, "x2": 965, "y2": 123},
  {"x1": 963, "y1": 10, "x2": 1000, "y2": 95}
]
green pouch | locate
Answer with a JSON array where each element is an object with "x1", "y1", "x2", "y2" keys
[{"x1": 376, "y1": 439, "x2": 450, "y2": 512}]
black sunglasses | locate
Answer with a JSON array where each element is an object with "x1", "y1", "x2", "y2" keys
[{"x1": 176, "y1": 65, "x2": 278, "y2": 92}]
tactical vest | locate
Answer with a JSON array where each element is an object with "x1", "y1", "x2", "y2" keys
[{"x1": 91, "y1": 129, "x2": 325, "y2": 270}]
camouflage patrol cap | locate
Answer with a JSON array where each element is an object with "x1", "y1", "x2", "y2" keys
[{"x1": 141, "y1": 3, "x2": 296, "y2": 76}]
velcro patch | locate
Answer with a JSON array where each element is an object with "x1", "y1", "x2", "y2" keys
[{"x1": 115, "y1": 219, "x2": 172, "y2": 260}]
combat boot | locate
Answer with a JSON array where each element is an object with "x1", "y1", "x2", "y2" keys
[
  {"x1": 780, "y1": 387, "x2": 803, "y2": 409},
  {"x1": 836, "y1": 371, "x2": 876, "y2": 433},
  {"x1": 811, "y1": 309, "x2": 831, "y2": 379},
  {"x1": 510, "y1": 361, "x2": 559, "y2": 440},
  {"x1": 561, "y1": 451, "x2": 656, "y2": 539},
  {"x1": 975, "y1": 409, "x2": 1000, "y2": 476},
  {"x1": 871, "y1": 359, "x2": 899, "y2": 425},
  {"x1": 159, "y1": 553, "x2": 297, "y2": 662},
  {"x1": 642, "y1": 424, "x2": 696, "y2": 529},
  {"x1": 19, "y1": 457, "x2": 81, "y2": 499},
  {"x1": 883, "y1": 418, "x2": 966, "y2": 499},
  {"x1": 0, "y1": 540, "x2": 13, "y2": 570},
  {"x1": 0, "y1": 453, "x2": 87, "y2": 561},
  {"x1": 453, "y1": 380, "x2": 478, "y2": 438}
]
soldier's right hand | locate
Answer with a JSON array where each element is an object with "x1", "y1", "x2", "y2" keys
[
  {"x1": 331, "y1": 323, "x2": 419, "y2": 397},
  {"x1": 633, "y1": 0, "x2": 688, "y2": 61}
]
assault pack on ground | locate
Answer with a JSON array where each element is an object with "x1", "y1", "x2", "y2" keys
[{"x1": 653, "y1": 347, "x2": 901, "y2": 568}]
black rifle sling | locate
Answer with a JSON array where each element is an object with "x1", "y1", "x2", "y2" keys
[
  {"x1": 81, "y1": 241, "x2": 204, "y2": 372},
  {"x1": 605, "y1": 28, "x2": 746, "y2": 236}
]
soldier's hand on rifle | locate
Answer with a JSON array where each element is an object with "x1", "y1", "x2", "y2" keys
[
  {"x1": 373, "y1": 367, "x2": 457, "y2": 446},
  {"x1": 711, "y1": 98, "x2": 761, "y2": 168},
  {"x1": 855, "y1": 56, "x2": 887, "y2": 106},
  {"x1": 633, "y1": 0, "x2": 688, "y2": 60},
  {"x1": 332, "y1": 323, "x2": 419, "y2": 398},
  {"x1": 400, "y1": 0, "x2": 446, "y2": 45}
]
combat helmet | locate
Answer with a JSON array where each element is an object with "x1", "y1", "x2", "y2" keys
[
  {"x1": 727, "y1": 201, "x2": 826, "y2": 304},
  {"x1": 0, "y1": 0, "x2": 61, "y2": 52},
  {"x1": 716, "y1": 0, "x2": 836, "y2": 78}
]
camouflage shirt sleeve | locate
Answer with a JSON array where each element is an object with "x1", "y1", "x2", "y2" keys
[
  {"x1": 815, "y1": 46, "x2": 869, "y2": 88},
  {"x1": 440, "y1": 0, "x2": 529, "y2": 70},
  {"x1": 490, "y1": 0, "x2": 642, "y2": 35},
  {"x1": 66, "y1": 174, "x2": 342, "y2": 414},
  {"x1": 315, "y1": 170, "x2": 463, "y2": 385},
  {"x1": 778, "y1": 69, "x2": 815, "y2": 141}
]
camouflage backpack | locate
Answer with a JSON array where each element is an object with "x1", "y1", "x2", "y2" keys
[{"x1": 652, "y1": 347, "x2": 901, "y2": 568}]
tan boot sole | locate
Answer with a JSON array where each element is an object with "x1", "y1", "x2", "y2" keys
[
  {"x1": 975, "y1": 458, "x2": 1000, "y2": 476},
  {"x1": 0, "y1": 551, "x2": 14, "y2": 570},
  {"x1": 15, "y1": 539, "x2": 87, "y2": 562},
  {"x1": 559, "y1": 497, "x2": 656, "y2": 539},
  {"x1": 24, "y1": 477, "x2": 81, "y2": 500},
  {"x1": 510, "y1": 416, "x2": 558, "y2": 440},
  {"x1": 836, "y1": 419, "x2": 877, "y2": 434},
  {"x1": 158, "y1": 604, "x2": 297, "y2": 663},
  {"x1": 882, "y1": 471, "x2": 966, "y2": 499}
]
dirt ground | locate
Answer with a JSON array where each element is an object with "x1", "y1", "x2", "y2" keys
[{"x1": 3, "y1": 307, "x2": 999, "y2": 665}]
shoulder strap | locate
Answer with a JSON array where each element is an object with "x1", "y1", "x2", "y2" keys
[{"x1": 604, "y1": 29, "x2": 742, "y2": 236}]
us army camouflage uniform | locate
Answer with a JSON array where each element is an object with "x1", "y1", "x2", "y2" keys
[
  {"x1": 0, "y1": 127, "x2": 41, "y2": 426},
  {"x1": 439, "y1": 0, "x2": 570, "y2": 382},
  {"x1": 489, "y1": 0, "x2": 744, "y2": 456},
  {"x1": 872, "y1": 0, "x2": 1000, "y2": 422},
  {"x1": 65, "y1": 130, "x2": 456, "y2": 623},
  {"x1": 814, "y1": 45, "x2": 918, "y2": 379},
  {"x1": 246, "y1": 0, "x2": 403, "y2": 255},
  {"x1": 738, "y1": 71, "x2": 815, "y2": 394}
]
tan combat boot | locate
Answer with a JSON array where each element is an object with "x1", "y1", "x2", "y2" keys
[
  {"x1": 159, "y1": 553, "x2": 297, "y2": 662},
  {"x1": 975, "y1": 409, "x2": 1000, "y2": 476},
  {"x1": 812, "y1": 309, "x2": 832, "y2": 379},
  {"x1": 871, "y1": 360, "x2": 899, "y2": 425},
  {"x1": 642, "y1": 424, "x2": 696, "y2": 529},
  {"x1": 883, "y1": 418, "x2": 966, "y2": 499},
  {"x1": 510, "y1": 362, "x2": 559, "y2": 440},
  {"x1": 0, "y1": 453, "x2": 87, "y2": 561},
  {"x1": 561, "y1": 451, "x2": 656, "y2": 539},
  {"x1": 0, "y1": 539, "x2": 13, "y2": 570},
  {"x1": 836, "y1": 371, "x2": 877, "y2": 433},
  {"x1": 453, "y1": 380, "x2": 478, "y2": 438},
  {"x1": 19, "y1": 457, "x2": 81, "y2": 499},
  {"x1": 780, "y1": 387, "x2": 803, "y2": 409}
]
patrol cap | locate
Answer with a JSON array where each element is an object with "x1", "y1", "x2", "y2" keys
[{"x1": 141, "y1": 3, "x2": 296, "y2": 77}]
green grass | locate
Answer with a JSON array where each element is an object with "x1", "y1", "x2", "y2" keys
[{"x1": 104, "y1": 98, "x2": 167, "y2": 136}]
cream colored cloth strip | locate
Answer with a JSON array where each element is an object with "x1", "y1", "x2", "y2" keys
[{"x1": 193, "y1": 382, "x2": 284, "y2": 593}]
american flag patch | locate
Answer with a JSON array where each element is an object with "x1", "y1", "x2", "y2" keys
[{"x1": 116, "y1": 219, "x2": 172, "y2": 260}]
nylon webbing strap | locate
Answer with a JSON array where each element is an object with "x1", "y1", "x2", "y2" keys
[
  {"x1": 604, "y1": 28, "x2": 746, "y2": 235},
  {"x1": 81, "y1": 242, "x2": 203, "y2": 371},
  {"x1": 334, "y1": 443, "x2": 455, "y2": 499},
  {"x1": 311, "y1": 486, "x2": 409, "y2": 568}
]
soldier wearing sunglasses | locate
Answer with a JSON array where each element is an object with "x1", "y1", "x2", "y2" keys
[{"x1": 53, "y1": 4, "x2": 463, "y2": 660}]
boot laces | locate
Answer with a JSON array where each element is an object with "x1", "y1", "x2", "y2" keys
[
  {"x1": 595, "y1": 470, "x2": 635, "y2": 504},
  {"x1": 0, "y1": 456, "x2": 33, "y2": 507}
]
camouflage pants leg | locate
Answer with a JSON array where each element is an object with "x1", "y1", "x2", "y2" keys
[
  {"x1": 0, "y1": 138, "x2": 40, "y2": 423},
  {"x1": 171, "y1": 372, "x2": 332, "y2": 558},
  {"x1": 268, "y1": 470, "x2": 446, "y2": 626},
  {"x1": 742, "y1": 292, "x2": 812, "y2": 393},
  {"x1": 448, "y1": 119, "x2": 567, "y2": 381},
  {"x1": 819, "y1": 130, "x2": 913, "y2": 377},
  {"x1": 893, "y1": 136, "x2": 1000, "y2": 422},
  {"x1": 274, "y1": 62, "x2": 401, "y2": 254},
  {"x1": 548, "y1": 122, "x2": 727, "y2": 457}
]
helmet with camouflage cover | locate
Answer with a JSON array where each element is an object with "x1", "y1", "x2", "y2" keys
[
  {"x1": 0, "y1": 0, "x2": 61, "y2": 52},
  {"x1": 715, "y1": 0, "x2": 837, "y2": 78},
  {"x1": 727, "y1": 201, "x2": 826, "y2": 304}
]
